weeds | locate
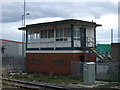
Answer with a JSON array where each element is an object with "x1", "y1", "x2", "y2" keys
[{"x1": 12, "y1": 73, "x2": 83, "y2": 84}]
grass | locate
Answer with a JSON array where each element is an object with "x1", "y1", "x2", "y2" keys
[
  {"x1": 11, "y1": 74, "x2": 83, "y2": 84},
  {"x1": 6, "y1": 73, "x2": 120, "y2": 89}
]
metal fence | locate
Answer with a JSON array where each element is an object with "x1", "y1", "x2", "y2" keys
[
  {"x1": 71, "y1": 61, "x2": 83, "y2": 76},
  {"x1": 96, "y1": 62, "x2": 119, "y2": 81},
  {"x1": 71, "y1": 61, "x2": 119, "y2": 82},
  {"x1": 2, "y1": 56, "x2": 26, "y2": 71}
]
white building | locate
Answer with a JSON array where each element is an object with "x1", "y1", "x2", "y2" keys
[
  {"x1": 18, "y1": 19, "x2": 102, "y2": 75},
  {"x1": 0, "y1": 39, "x2": 25, "y2": 71},
  {"x1": 0, "y1": 39, "x2": 23, "y2": 57}
]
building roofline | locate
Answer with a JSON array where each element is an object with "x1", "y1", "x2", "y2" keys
[
  {"x1": 0, "y1": 39, "x2": 24, "y2": 43},
  {"x1": 18, "y1": 19, "x2": 102, "y2": 30}
]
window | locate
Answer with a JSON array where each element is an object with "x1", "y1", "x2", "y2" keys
[
  {"x1": 31, "y1": 59, "x2": 40, "y2": 64},
  {"x1": 30, "y1": 32, "x2": 35, "y2": 40},
  {"x1": 68, "y1": 28, "x2": 71, "y2": 37},
  {"x1": 56, "y1": 28, "x2": 71, "y2": 41},
  {"x1": 64, "y1": 28, "x2": 71, "y2": 37},
  {"x1": 34, "y1": 32, "x2": 40, "y2": 39},
  {"x1": 28, "y1": 32, "x2": 31, "y2": 40},
  {"x1": 41, "y1": 30, "x2": 47, "y2": 38},
  {"x1": 74, "y1": 28, "x2": 80, "y2": 37},
  {"x1": 56, "y1": 29, "x2": 60, "y2": 38},
  {"x1": 41, "y1": 29, "x2": 54, "y2": 38},
  {"x1": 60, "y1": 28, "x2": 64, "y2": 37},
  {"x1": 53, "y1": 60, "x2": 65, "y2": 65},
  {"x1": 28, "y1": 31, "x2": 40, "y2": 40},
  {"x1": 48, "y1": 29, "x2": 54, "y2": 38}
]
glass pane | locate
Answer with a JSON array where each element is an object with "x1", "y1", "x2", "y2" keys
[
  {"x1": 48, "y1": 29, "x2": 54, "y2": 38},
  {"x1": 56, "y1": 29, "x2": 60, "y2": 38},
  {"x1": 41, "y1": 30, "x2": 44, "y2": 38},
  {"x1": 41, "y1": 30, "x2": 47, "y2": 38},
  {"x1": 36, "y1": 32, "x2": 40, "y2": 39},
  {"x1": 60, "y1": 28, "x2": 63, "y2": 37},
  {"x1": 76, "y1": 28, "x2": 80, "y2": 37},
  {"x1": 64, "y1": 28, "x2": 68, "y2": 37},
  {"x1": 68, "y1": 28, "x2": 71, "y2": 37},
  {"x1": 31, "y1": 32, "x2": 34, "y2": 39},
  {"x1": 45, "y1": 30, "x2": 47, "y2": 38},
  {"x1": 28, "y1": 35, "x2": 30, "y2": 40},
  {"x1": 74, "y1": 28, "x2": 80, "y2": 37},
  {"x1": 28, "y1": 31, "x2": 31, "y2": 40}
]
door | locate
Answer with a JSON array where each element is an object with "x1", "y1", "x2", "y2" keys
[{"x1": 80, "y1": 28, "x2": 86, "y2": 47}]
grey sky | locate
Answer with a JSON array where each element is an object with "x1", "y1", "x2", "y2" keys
[
  {"x1": 1, "y1": 1, "x2": 118, "y2": 43},
  {"x1": 2, "y1": 2, "x2": 117, "y2": 23}
]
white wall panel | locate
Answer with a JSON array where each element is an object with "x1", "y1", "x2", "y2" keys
[{"x1": 27, "y1": 42, "x2": 71, "y2": 48}]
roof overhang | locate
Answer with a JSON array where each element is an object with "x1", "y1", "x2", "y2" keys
[{"x1": 18, "y1": 19, "x2": 102, "y2": 30}]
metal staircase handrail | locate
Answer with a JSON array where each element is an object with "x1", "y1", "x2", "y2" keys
[
  {"x1": 86, "y1": 37, "x2": 108, "y2": 56},
  {"x1": 76, "y1": 36, "x2": 116, "y2": 63},
  {"x1": 76, "y1": 36, "x2": 109, "y2": 57},
  {"x1": 75, "y1": 37, "x2": 116, "y2": 63},
  {"x1": 86, "y1": 37, "x2": 113, "y2": 62},
  {"x1": 96, "y1": 45, "x2": 107, "y2": 57}
]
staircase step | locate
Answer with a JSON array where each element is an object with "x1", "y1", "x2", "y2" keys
[{"x1": 89, "y1": 47, "x2": 111, "y2": 63}]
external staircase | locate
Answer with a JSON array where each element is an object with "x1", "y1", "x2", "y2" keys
[
  {"x1": 88, "y1": 47, "x2": 110, "y2": 63},
  {"x1": 84, "y1": 37, "x2": 112, "y2": 63}
]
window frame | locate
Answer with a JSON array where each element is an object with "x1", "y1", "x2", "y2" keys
[
  {"x1": 28, "y1": 31, "x2": 40, "y2": 40},
  {"x1": 53, "y1": 59, "x2": 65, "y2": 65},
  {"x1": 31, "y1": 58, "x2": 41, "y2": 64},
  {"x1": 56, "y1": 27, "x2": 71, "y2": 42}
]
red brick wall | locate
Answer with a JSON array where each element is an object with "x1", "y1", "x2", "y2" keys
[{"x1": 26, "y1": 53, "x2": 96, "y2": 75}]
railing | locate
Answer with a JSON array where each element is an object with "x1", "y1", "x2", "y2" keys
[
  {"x1": 87, "y1": 37, "x2": 114, "y2": 62},
  {"x1": 75, "y1": 37, "x2": 95, "y2": 47},
  {"x1": 96, "y1": 45, "x2": 107, "y2": 57},
  {"x1": 86, "y1": 37, "x2": 94, "y2": 47},
  {"x1": 81, "y1": 37, "x2": 97, "y2": 47},
  {"x1": 86, "y1": 37, "x2": 109, "y2": 57},
  {"x1": 76, "y1": 37, "x2": 116, "y2": 63},
  {"x1": 27, "y1": 41, "x2": 71, "y2": 49}
]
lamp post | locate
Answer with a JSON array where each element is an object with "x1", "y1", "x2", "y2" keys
[
  {"x1": 22, "y1": 13, "x2": 30, "y2": 26},
  {"x1": 21, "y1": 13, "x2": 29, "y2": 72},
  {"x1": 21, "y1": 0, "x2": 30, "y2": 71}
]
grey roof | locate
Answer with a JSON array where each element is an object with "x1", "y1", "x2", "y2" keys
[{"x1": 18, "y1": 19, "x2": 102, "y2": 30}]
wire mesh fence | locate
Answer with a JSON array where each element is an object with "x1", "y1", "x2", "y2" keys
[
  {"x1": 2, "y1": 56, "x2": 26, "y2": 72},
  {"x1": 71, "y1": 61, "x2": 119, "y2": 82},
  {"x1": 96, "y1": 62, "x2": 119, "y2": 81}
]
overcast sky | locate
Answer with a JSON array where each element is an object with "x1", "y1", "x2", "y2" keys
[{"x1": 1, "y1": 1, "x2": 119, "y2": 44}]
